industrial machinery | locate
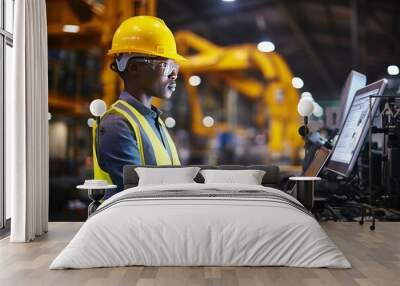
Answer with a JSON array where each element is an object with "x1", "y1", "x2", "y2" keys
[
  {"x1": 47, "y1": 0, "x2": 157, "y2": 114},
  {"x1": 306, "y1": 79, "x2": 400, "y2": 225},
  {"x1": 175, "y1": 31, "x2": 302, "y2": 157},
  {"x1": 47, "y1": 0, "x2": 303, "y2": 161}
]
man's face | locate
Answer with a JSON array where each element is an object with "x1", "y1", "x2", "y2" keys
[{"x1": 126, "y1": 57, "x2": 179, "y2": 99}]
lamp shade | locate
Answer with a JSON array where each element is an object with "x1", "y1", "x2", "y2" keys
[
  {"x1": 313, "y1": 103, "x2": 324, "y2": 117},
  {"x1": 297, "y1": 97, "x2": 315, "y2": 116},
  {"x1": 90, "y1": 99, "x2": 107, "y2": 117},
  {"x1": 87, "y1": 118, "x2": 95, "y2": 127},
  {"x1": 301, "y1": 92, "x2": 313, "y2": 99}
]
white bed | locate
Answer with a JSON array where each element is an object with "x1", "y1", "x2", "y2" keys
[{"x1": 50, "y1": 183, "x2": 351, "y2": 269}]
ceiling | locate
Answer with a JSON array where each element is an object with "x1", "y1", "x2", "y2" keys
[{"x1": 158, "y1": 0, "x2": 400, "y2": 101}]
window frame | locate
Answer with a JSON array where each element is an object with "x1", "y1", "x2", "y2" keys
[{"x1": 1, "y1": 0, "x2": 14, "y2": 230}]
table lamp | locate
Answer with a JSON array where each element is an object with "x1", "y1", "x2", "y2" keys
[
  {"x1": 90, "y1": 99, "x2": 107, "y2": 119},
  {"x1": 297, "y1": 97, "x2": 315, "y2": 171},
  {"x1": 89, "y1": 99, "x2": 107, "y2": 173}
]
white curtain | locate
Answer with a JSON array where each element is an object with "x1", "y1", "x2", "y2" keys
[{"x1": 7, "y1": 0, "x2": 49, "y2": 242}]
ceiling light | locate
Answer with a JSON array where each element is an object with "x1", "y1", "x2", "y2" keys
[
  {"x1": 222, "y1": 0, "x2": 235, "y2": 2},
  {"x1": 257, "y1": 41, "x2": 275, "y2": 53},
  {"x1": 189, "y1": 75, "x2": 201, "y2": 86},
  {"x1": 387, "y1": 65, "x2": 399, "y2": 76},
  {"x1": 165, "y1": 117, "x2": 176, "y2": 128},
  {"x1": 292, "y1": 77, "x2": 304, "y2": 89},
  {"x1": 202, "y1": 116, "x2": 214, "y2": 128},
  {"x1": 63, "y1": 24, "x2": 80, "y2": 33}
]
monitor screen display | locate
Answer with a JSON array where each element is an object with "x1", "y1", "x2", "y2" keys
[
  {"x1": 326, "y1": 79, "x2": 387, "y2": 177},
  {"x1": 338, "y1": 71, "x2": 366, "y2": 127}
]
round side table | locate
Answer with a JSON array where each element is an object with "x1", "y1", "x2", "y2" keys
[
  {"x1": 289, "y1": 177, "x2": 321, "y2": 210},
  {"x1": 77, "y1": 183, "x2": 117, "y2": 217}
]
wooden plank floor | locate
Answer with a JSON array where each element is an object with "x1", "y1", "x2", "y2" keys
[{"x1": 0, "y1": 222, "x2": 399, "y2": 286}]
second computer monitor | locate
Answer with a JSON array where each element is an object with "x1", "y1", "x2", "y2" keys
[
  {"x1": 338, "y1": 70, "x2": 367, "y2": 127},
  {"x1": 326, "y1": 79, "x2": 387, "y2": 177}
]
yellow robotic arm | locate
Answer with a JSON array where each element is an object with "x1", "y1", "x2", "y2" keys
[{"x1": 175, "y1": 31, "x2": 302, "y2": 159}]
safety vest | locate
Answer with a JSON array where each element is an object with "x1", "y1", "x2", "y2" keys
[{"x1": 92, "y1": 99, "x2": 181, "y2": 184}]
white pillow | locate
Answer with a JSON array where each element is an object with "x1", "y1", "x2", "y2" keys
[
  {"x1": 200, "y1": 169, "x2": 266, "y2": 185},
  {"x1": 135, "y1": 167, "x2": 200, "y2": 186}
]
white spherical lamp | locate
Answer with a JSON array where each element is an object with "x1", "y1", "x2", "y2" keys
[
  {"x1": 387, "y1": 65, "x2": 399, "y2": 76},
  {"x1": 313, "y1": 104, "x2": 324, "y2": 117},
  {"x1": 165, "y1": 117, "x2": 176, "y2": 128},
  {"x1": 301, "y1": 92, "x2": 313, "y2": 99},
  {"x1": 292, "y1": 77, "x2": 304, "y2": 89},
  {"x1": 257, "y1": 41, "x2": 275, "y2": 53},
  {"x1": 297, "y1": 97, "x2": 315, "y2": 117},
  {"x1": 87, "y1": 118, "x2": 95, "y2": 127},
  {"x1": 297, "y1": 97, "x2": 315, "y2": 172},
  {"x1": 90, "y1": 99, "x2": 107, "y2": 117},
  {"x1": 189, "y1": 75, "x2": 201, "y2": 87},
  {"x1": 202, "y1": 116, "x2": 214, "y2": 128}
]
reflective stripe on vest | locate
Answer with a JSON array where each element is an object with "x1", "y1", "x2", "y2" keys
[
  {"x1": 158, "y1": 118, "x2": 181, "y2": 165},
  {"x1": 115, "y1": 100, "x2": 180, "y2": 165},
  {"x1": 92, "y1": 120, "x2": 113, "y2": 184},
  {"x1": 93, "y1": 99, "x2": 181, "y2": 183}
]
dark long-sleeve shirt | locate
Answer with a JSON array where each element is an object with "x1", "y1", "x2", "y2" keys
[{"x1": 98, "y1": 91, "x2": 173, "y2": 199}]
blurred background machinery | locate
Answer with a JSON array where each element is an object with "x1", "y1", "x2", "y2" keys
[
  {"x1": 45, "y1": 0, "x2": 400, "y2": 220},
  {"x1": 176, "y1": 31, "x2": 302, "y2": 159}
]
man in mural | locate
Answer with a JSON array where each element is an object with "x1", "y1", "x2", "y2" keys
[{"x1": 93, "y1": 16, "x2": 185, "y2": 198}]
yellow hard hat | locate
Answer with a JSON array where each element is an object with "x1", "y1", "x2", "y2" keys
[{"x1": 108, "y1": 16, "x2": 187, "y2": 62}]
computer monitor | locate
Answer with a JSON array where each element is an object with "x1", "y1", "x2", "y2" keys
[
  {"x1": 326, "y1": 79, "x2": 388, "y2": 177},
  {"x1": 338, "y1": 71, "x2": 367, "y2": 127}
]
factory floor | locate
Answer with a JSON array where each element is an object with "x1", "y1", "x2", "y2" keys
[{"x1": 0, "y1": 222, "x2": 398, "y2": 286}]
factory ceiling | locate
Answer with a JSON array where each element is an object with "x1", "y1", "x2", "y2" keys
[{"x1": 158, "y1": 0, "x2": 400, "y2": 100}]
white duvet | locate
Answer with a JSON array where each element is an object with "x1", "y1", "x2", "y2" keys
[{"x1": 50, "y1": 183, "x2": 351, "y2": 269}]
